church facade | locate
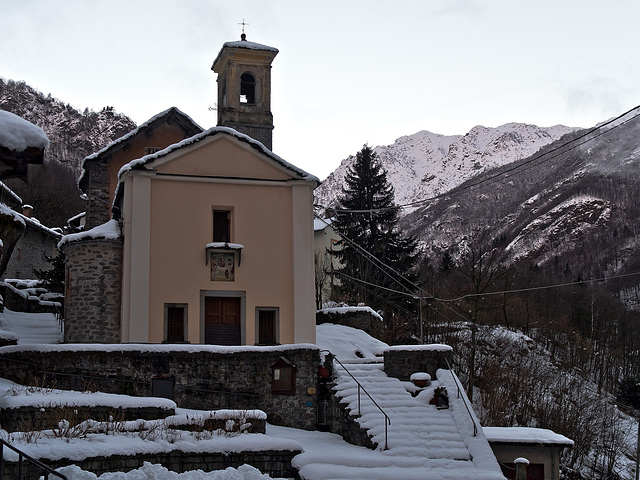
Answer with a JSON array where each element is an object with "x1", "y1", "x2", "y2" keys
[{"x1": 61, "y1": 36, "x2": 318, "y2": 346}]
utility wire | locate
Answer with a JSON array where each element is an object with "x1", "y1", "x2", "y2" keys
[{"x1": 433, "y1": 270, "x2": 640, "y2": 302}]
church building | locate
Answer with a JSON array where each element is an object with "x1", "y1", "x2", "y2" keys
[{"x1": 61, "y1": 36, "x2": 319, "y2": 346}]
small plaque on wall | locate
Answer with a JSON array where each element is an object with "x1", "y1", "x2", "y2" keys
[{"x1": 210, "y1": 252, "x2": 235, "y2": 281}]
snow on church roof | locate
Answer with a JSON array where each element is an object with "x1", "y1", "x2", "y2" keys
[
  {"x1": 212, "y1": 38, "x2": 279, "y2": 70},
  {"x1": 117, "y1": 125, "x2": 319, "y2": 183},
  {"x1": 0, "y1": 110, "x2": 49, "y2": 152}
]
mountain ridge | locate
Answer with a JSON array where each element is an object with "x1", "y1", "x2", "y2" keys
[{"x1": 314, "y1": 122, "x2": 580, "y2": 213}]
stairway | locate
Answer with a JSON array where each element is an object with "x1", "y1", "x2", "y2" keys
[{"x1": 288, "y1": 360, "x2": 505, "y2": 480}]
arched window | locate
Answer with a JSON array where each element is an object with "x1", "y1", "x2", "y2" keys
[{"x1": 240, "y1": 73, "x2": 256, "y2": 104}]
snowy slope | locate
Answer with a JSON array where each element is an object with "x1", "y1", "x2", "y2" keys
[{"x1": 314, "y1": 123, "x2": 578, "y2": 213}]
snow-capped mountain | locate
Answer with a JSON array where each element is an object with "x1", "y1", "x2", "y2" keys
[
  {"x1": 401, "y1": 108, "x2": 640, "y2": 295},
  {"x1": 314, "y1": 123, "x2": 579, "y2": 213}
]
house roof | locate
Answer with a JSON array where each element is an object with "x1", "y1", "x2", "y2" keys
[
  {"x1": 78, "y1": 107, "x2": 203, "y2": 192},
  {"x1": 0, "y1": 110, "x2": 48, "y2": 179},
  {"x1": 0, "y1": 110, "x2": 49, "y2": 152},
  {"x1": 483, "y1": 427, "x2": 574, "y2": 447}
]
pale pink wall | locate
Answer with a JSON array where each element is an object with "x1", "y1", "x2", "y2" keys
[{"x1": 136, "y1": 136, "x2": 305, "y2": 344}]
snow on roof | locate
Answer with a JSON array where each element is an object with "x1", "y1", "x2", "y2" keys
[
  {"x1": 0, "y1": 202, "x2": 26, "y2": 227},
  {"x1": 19, "y1": 212, "x2": 63, "y2": 238},
  {"x1": 78, "y1": 107, "x2": 203, "y2": 189},
  {"x1": 58, "y1": 218, "x2": 121, "y2": 249},
  {"x1": 82, "y1": 107, "x2": 202, "y2": 164},
  {"x1": 385, "y1": 344, "x2": 454, "y2": 353},
  {"x1": 483, "y1": 427, "x2": 574, "y2": 446},
  {"x1": 0, "y1": 109, "x2": 49, "y2": 152},
  {"x1": 313, "y1": 217, "x2": 334, "y2": 231},
  {"x1": 212, "y1": 38, "x2": 279, "y2": 70},
  {"x1": 66, "y1": 211, "x2": 86, "y2": 223},
  {"x1": 116, "y1": 126, "x2": 319, "y2": 184}
]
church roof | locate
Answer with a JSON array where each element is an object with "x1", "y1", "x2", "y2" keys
[
  {"x1": 117, "y1": 125, "x2": 318, "y2": 183},
  {"x1": 211, "y1": 37, "x2": 279, "y2": 72},
  {"x1": 78, "y1": 107, "x2": 203, "y2": 192}
]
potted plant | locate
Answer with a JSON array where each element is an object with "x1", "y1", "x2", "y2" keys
[
  {"x1": 429, "y1": 386, "x2": 449, "y2": 409},
  {"x1": 318, "y1": 353, "x2": 334, "y2": 378}
]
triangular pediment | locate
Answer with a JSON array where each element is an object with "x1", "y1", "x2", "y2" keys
[
  {"x1": 153, "y1": 134, "x2": 293, "y2": 181},
  {"x1": 120, "y1": 127, "x2": 318, "y2": 184}
]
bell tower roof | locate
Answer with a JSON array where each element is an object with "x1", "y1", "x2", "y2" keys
[
  {"x1": 212, "y1": 37, "x2": 279, "y2": 70},
  {"x1": 211, "y1": 35, "x2": 279, "y2": 150}
]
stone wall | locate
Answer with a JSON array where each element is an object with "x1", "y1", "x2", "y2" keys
[
  {"x1": 0, "y1": 345, "x2": 320, "y2": 430},
  {"x1": 383, "y1": 345, "x2": 454, "y2": 381},
  {"x1": 82, "y1": 160, "x2": 112, "y2": 230},
  {"x1": 0, "y1": 404, "x2": 174, "y2": 432},
  {"x1": 60, "y1": 237, "x2": 122, "y2": 343},
  {"x1": 3, "y1": 448, "x2": 301, "y2": 479},
  {"x1": 2, "y1": 221, "x2": 60, "y2": 280}
]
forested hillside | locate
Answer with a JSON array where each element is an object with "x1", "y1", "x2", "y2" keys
[{"x1": 0, "y1": 78, "x2": 136, "y2": 227}]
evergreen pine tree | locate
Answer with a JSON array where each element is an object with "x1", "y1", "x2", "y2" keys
[
  {"x1": 332, "y1": 144, "x2": 419, "y2": 316},
  {"x1": 34, "y1": 252, "x2": 65, "y2": 294}
]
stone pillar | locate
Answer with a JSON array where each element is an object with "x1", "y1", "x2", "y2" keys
[
  {"x1": 515, "y1": 457, "x2": 529, "y2": 480},
  {"x1": 61, "y1": 237, "x2": 123, "y2": 343}
]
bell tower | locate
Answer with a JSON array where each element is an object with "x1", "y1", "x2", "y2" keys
[{"x1": 212, "y1": 34, "x2": 279, "y2": 150}]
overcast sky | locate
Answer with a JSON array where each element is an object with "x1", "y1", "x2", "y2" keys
[{"x1": 1, "y1": 0, "x2": 638, "y2": 179}]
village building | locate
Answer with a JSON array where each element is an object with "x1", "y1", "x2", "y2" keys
[
  {"x1": 61, "y1": 36, "x2": 319, "y2": 346},
  {"x1": 0, "y1": 111, "x2": 50, "y2": 279},
  {"x1": 2, "y1": 204, "x2": 62, "y2": 280},
  {"x1": 484, "y1": 426, "x2": 574, "y2": 480}
]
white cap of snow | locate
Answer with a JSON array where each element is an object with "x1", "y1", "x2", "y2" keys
[{"x1": 0, "y1": 110, "x2": 49, "y2": 152}]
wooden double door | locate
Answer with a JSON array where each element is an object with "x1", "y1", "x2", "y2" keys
[{"x1": 204, "y1": 296, "x2": 241, "y2": 345}]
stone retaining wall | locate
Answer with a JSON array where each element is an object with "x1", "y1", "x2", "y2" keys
[
  {"x1": 0, "y1": 345, "x2": 320, "y2": 430},
  {"x1": 3, "y1": 448, "x2": 301, "y2": 479},
  {"x1": 383, "y1": 346, "x2": 453, "y2": 381},
  {"x1": 0, "y1": 405, "x2": 174, "y2": 433}
]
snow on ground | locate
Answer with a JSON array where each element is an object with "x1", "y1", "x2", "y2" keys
[
  {"x1": 0, "y1": 311, "x2": 504, "y2": 479},
  {"x1": 56, "y1": 462, "x2": 284, "y2": 479}
]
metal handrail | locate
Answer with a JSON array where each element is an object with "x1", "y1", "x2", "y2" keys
[
  {"x1": 0, "y1": 438, "x2": 67, "y2": 479},
  {"x1": 444, "y1": 357, "x2": 478, "y2": 437},
  {"x1": 322, "y1": 350, "x2": 391, "y2": 450}
]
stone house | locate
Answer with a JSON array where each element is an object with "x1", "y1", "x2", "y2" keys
[
  {"x1": 3, "y1": 204, "x2": 62, "y2": 280},
  {"x1": 61, "y1": 36, "x2": 319, "y2": 346}
]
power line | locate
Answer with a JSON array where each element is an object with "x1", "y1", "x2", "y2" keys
[{"x1": 432, "y1": 270, "x2": 640, "y2": 303}]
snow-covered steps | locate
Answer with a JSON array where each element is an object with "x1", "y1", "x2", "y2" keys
[
  {"x1": 322, "y1": 361, "x2": 505, "y2": 480},
  {"x1": 0, "y1": 309, "x2": 63, "y2": 344},
  {"x1": 333, "y1": 362, "x2": 470, "y2": 458}
]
